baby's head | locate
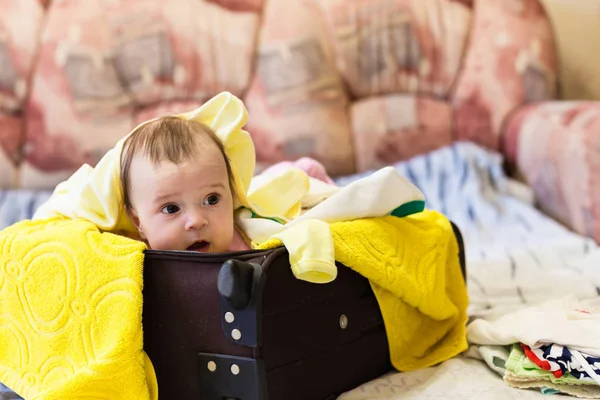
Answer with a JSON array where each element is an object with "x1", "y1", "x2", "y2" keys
[{"x1": 120, "y1": 116, "x2": 236, "y2": 252}]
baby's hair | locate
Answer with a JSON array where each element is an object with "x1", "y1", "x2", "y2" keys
[{"x1": 120, "y1": 116, "x2": 235, "y2": 210}]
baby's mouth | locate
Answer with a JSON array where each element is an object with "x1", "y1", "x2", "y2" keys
[{"x1": 186, "y1": 241, "x2": 210, "y2": 252}]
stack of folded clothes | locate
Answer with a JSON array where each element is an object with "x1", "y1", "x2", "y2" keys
[{"x1": 467, "y1": 296, "x2": 600, "y2": 398}]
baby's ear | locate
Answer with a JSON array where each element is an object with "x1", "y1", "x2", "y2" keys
[{"x1": 127, "y1": 207, "x2": 146, "y2": 239}]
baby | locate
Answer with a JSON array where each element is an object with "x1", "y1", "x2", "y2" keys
[{"x1": 120, "y1": 116, "x2": 334, "y2": 252}]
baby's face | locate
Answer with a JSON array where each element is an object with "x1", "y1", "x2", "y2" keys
[{"x1": 127, "y1": 141, "x2": 234, "y2": 252}]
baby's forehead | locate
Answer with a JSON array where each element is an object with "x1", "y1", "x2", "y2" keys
[{"x1": 128, "y1": 154, "x2": 229, "y2": 197}]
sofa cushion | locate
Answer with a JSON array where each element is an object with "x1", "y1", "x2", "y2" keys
[
  {"x1": 451, "y1": 0, "x2": 558, "y2": 151},
  {"x1": 19, "y1": 0, "x2": 262, "y2": 189},
  {"x1": 244, "y1": 0, "x2": 355, "y2": 176},
  {"x1": 351, "y1": 95, "x2": 453, "y2": 171},
  {"x1": 317, "y1": 0, "x2": 472, "y2": 100},
  {"x1": 504, "y1": 102, "x2": 600, "y2": 243},
  {"x1": 0, "y1": 0, "x2": 45, "y2": 188}
]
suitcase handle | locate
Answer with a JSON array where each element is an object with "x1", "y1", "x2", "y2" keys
[{"x1": 218, "y1": 259, "x2": 256, "y2": 310}]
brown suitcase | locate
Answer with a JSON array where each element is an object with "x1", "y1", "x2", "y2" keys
[{"x1": 142, "y1": 222, "x2": 466, "y2": 400}]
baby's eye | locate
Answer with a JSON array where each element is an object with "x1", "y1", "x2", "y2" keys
[
  {"x1": 203, "y1": 194, "x2": 221, "y2": 206},
  {"x1": 161, "y1": 204, "x2": 180, "y2": 214}
]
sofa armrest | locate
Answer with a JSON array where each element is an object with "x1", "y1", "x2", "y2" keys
[{"x1": 503, "y1": 101, "x2": 600, "y2": 243}]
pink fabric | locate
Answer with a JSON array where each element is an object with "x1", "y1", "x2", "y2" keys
[
  {"x1": 261, "y1": 157, "x2": 336, "y2": 185},
  {"x1": 0, "y1": 113, "x2": 20, "y2": 187},
  {"x1": 451, "y1": 0, "x2": 557, "y2": 150},
  {"x1": 0, "y1": 0, "x2": 43, "y2": 111},
  {"x1": 504, "y1": 102, "x2": 600, "y2": 243},
  {"x1": 0, "y1": 114, "x2": 22, "y2": 169},
  {"x1": 0, "y1": 0, "x2": 45, "y2": 187}
]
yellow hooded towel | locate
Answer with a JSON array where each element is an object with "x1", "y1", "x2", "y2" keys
[{"x1": 0, "y1": 92, "x2": 468, "y2": 399}]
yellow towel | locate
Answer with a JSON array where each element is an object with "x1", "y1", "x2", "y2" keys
[
  {"x1": 0, "y1": 218, "x2": 157, "y2": 400},
  {"x1": 259, "y1": 210, "x2": 469, "y2": 371}
]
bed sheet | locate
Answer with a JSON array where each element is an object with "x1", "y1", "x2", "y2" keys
[
  {"x1": 339, "y1": 356, "x2": 555, "y2": 400},
  {"x1": 0, "y1": 189, "x2": 51, "y2": 231}
]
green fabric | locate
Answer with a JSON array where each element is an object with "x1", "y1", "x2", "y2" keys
[
  {"x1": 247, "y1": 207, "x2": 282, "y2": 224},
  {"x1": 391, "y1": 200, "x2": 425, "y2": 218},
  {"x1": 541, "y1": 387, "x2": 561, "y2": 395},
  {"x1": 506, "y1": 345, "x2": 595, "y2": 386}
]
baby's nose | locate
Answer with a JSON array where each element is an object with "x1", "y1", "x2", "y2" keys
[{"x1": 184, "y1": 210, "x2": 208, "y2": 230}]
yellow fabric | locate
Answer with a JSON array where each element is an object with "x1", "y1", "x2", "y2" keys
[
  {"x1": 0, "y1": 218, "x2": 157, "y2": 400},
  {"x1": 270, "y1": 219, "x2": 336, "y2": 284},
  {"x1": 246, "y1": 167, "x2": 310, "y2": 223},
  {"x1": 258, "y1": 210, "x2": 469, "y2": 371}
]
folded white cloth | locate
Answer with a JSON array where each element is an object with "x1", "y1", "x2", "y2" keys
[{"x1": 467, "y1": 296, "x2": 600, "y2": 357}]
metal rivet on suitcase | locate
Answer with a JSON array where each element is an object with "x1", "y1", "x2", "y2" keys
[
  {"x1": 207, "y1": 361, "x2": 217, "y2": 372},
  {"x1": 224, "y1": 312, "x2": 235, "y2": 323},
  {"x1": 230, "y1": 364, "x2": 240, "y2": 375},
  {"x1": 339, "y1": 314, "x2": 348, "y2": 329},
  {"x1": 231, "y1": 328, "x2": 242, "y2": 340}
]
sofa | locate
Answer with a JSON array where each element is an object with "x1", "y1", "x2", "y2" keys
[{"x1": 2, "y1": 0, "x2": 600, "y2": 398}]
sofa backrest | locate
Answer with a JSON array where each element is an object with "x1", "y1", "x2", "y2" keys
[
  {"x1": 0, "y1": 0, "x2": 558, "y2": 189},
  {"x1": 0, "y1": 0, "x2": 45, "y2": 188}
]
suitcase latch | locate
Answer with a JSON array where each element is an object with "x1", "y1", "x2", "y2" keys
[{"x1": 198, "y1": 352, "x2": 268, "y2": 400}]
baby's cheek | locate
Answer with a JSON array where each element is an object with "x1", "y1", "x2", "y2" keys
[
  {"x1": 146, "y1": 221, "x2": 173, "y2": 250},
  {"x1": 227, "y1": 222, "x2": 235, "y2": 243}
]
